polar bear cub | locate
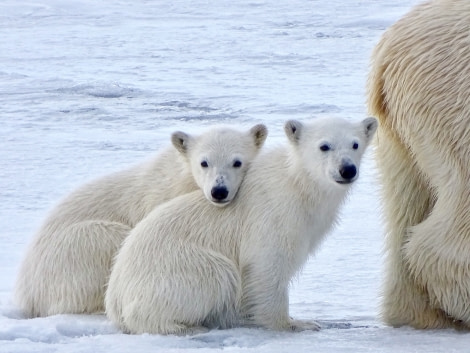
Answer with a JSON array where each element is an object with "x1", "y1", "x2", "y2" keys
[
  {"x1": 105, "y1": 116, "x2": 377, "y2": 335},
  {"x1": 14, "y1": 124, "x2": 268, "y2": 318}
]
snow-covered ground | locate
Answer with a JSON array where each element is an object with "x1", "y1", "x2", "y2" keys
[{"x1": 1, "y1": 0, "x2": 468, "y2": 352}]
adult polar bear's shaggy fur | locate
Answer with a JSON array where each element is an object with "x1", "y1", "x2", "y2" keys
[
  {"x1": 368, "y1": 0, "x2": 470, "y2": 329},
  {"x1": 105, "y1": 117, "x2": 377, "y2": 335},
  {"x1": 15, "y1": 124, "x2": 268, "y2": 318}
]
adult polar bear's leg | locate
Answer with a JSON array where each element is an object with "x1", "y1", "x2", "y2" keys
[
  {"x1": 404, "y1": 169, "x2": 470, "y2": 327},
  {"x1": 375, "y1": 128, "x2": 457, "y2": 329}
]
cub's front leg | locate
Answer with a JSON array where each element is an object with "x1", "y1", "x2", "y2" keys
[{"x1": 240, "y1": 257, "x2": 320, "y2": 332}]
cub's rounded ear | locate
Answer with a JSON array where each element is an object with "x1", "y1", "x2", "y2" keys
[
  {"x1": 250, "y1": 124, "x2": 268, "y2": 148},
  {"x1": 284, "y1": 120, "x2": 303, "y2": 144},
  {"x1": 171, "y1": 131, "x2": 192, "y2": 154},
  {"x1": 362, "y1": 117, "x2": 378, "y2": 139}
]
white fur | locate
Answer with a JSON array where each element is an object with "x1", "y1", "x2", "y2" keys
[
  {"x1": 105, "y1": 117, "x2": 377, "y2": 335},
  {"x1": 14, "y1": 124, "x2": 267, "y2": 318},
  {"x1": 367, "y1": 0, "x2": 470, "y2": 329}
]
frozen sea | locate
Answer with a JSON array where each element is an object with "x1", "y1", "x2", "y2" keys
[{"x1": 1, "y1": 0, "x2": 468, "y2": 352}]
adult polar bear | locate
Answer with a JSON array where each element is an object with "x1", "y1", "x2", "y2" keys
[
  {"x1": 105, "y1": 117, "x2": 377, "y2": 335},
  {"x1": 368, "y1": 0, "x2": 470, "y2": 329},
  {"x1": 15, "y1": 124, "x2": 267, "y2": 318}
]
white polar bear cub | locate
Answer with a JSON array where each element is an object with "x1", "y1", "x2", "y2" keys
[
  {"x1": 105, "y1": 116, "x2": 377, "y2": 335},
  {"x1": 15, "y1": 124, "x2": 268, "y2": 318}
]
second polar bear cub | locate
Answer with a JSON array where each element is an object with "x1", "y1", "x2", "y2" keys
[
  {"x1": 14, "y1": 123, "x2": 267, "y2": 318},
  {"x1": 106, "y1": 116, "x2": 377, "y2": 335}
]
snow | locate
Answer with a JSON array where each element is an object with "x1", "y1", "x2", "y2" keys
[{"x1": 1, "y1": 0, "x2": 468, "y2": 352}]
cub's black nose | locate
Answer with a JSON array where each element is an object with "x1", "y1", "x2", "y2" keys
[
  {"x1": 340, "y1": 164, "x2": 357, "y2": 180},
  {"x1": 211, "y1": 186, "x2": 229, "y2": 200}
]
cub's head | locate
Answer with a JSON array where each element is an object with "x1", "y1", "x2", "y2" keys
[
  {"x1": 284, "y1": 116, "x2": 377, "y2": 187},
  {"x1": 172, "y1": 124, "x2": 268, "y2": 206}
]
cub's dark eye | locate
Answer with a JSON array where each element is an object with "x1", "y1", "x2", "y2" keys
[
  {"x1": 320, "y1": 144, "x2": 330, "y2": 152},
  {"x1": 201, "y1": 161, "x2": 208, "y2": 168},
  {"x1": 353, "y1": 142, "x2": 359, "y2": 150},
  {"x1": 233, "y1": 160, "x2": 242, "y2": 168}
]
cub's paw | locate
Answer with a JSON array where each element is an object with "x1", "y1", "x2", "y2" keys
[{"x1": 289, "y1": 319, "x2": 321, "y2": 332}]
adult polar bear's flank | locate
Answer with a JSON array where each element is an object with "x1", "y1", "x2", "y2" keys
[
  {"x1": 14, "y1": 124, "x2": 267, "y2": 318},
  {"x1": 368, "y1": 0, "x2": 470, "y2": 329},
  {"x1": 105, "y1": 116, "x2": 377, "y2": 335}
]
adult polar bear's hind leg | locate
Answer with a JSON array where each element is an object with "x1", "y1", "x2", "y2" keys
[
  {"x1": 105, "y1": 116, "x2": 377, "y2": 335},
  {"x1": 374, "y1": 128, "x2": 447, "y2": 328},
  {"x1": 368, "y1": 0, "x2": 470, "y2": 329}
]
